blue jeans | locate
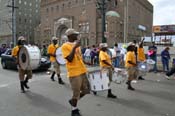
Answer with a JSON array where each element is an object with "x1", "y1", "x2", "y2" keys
[
  {"x1": 114, "y1": 56, "x2": 120, "y2": 68},
  {"x1": 149, "y1": 56, "x2": 157, "y2": 72},
  {"x1": 162, "y1": 59, "x2": 169, "y2": 71}
]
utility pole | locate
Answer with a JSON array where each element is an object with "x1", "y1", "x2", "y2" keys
[
  {"x1": 97, "y1": 0, "x2": 108, "y2": 43},
  {"x1": 124, "y1": 0, "x2": 128, "y2": 43},
  {"x1": 7, "y1": 0, "x2": 18, "y2": 48}
]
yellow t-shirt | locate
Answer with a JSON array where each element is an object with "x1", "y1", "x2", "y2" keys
[
  {"x1": 99, "y1": 50, "x2": 111, "y2": 68},
  {"x1": 125, "y1": 51, "x2": 136, "y2": 68},
  {"x1": 12, "y1": 45, "x2": 19, "y2": 58},
  {"x1": 138, "y1": 47, "x2": 146, "y2": 61},
  {"x1": 47, "y1": 44, "x2": 59, "y2": 62},
  {"x1": 61, "y1": 42, "x2": 87, "y2": 78}
]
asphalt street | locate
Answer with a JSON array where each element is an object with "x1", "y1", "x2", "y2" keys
[{"x1": 0, "y1": 65, "x2": 175, "y2": 116}]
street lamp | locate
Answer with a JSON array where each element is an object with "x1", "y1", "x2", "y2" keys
[
  {"x1": 96, "y1": 0, "x2": 120, "y2": 43},
  {"x1": 96, "y1": 0, "x2": 108, "y2": 43}
]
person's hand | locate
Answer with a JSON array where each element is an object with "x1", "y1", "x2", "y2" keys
[
  {"x1": 111, "y1": 66, "x2": 114, "y2": 71},
  {"x1": 74, "y1": 40, "x2": 81, "y2": 49}
]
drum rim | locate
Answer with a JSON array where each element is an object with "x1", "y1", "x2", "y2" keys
[
  {"x1": 18, "y1": 45, "x2": 41, "y2": 70},
  {"x1": 55, "y1": 47, "x2": 66, "y2": 65}
]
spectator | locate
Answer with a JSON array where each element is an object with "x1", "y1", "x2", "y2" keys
[
  {"x1": 84, "y1": 46, "x2": 91, "y2": 64},
  {"x1": 41, "y1": 45, "x2": 48, "y2": 56},
  {"x1": 113, "y1": 43, "x2": 121, "y2": 68},
  {"x1": 161, "y1": 47, "x2": 170, "y2": 72},
  {"x1": 148, "y1": 42, "x2": 157, "y2": 72}
]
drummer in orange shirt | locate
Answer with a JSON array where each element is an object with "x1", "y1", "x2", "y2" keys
[
  {"x1": 125, "y1": 42, "x2": 137, "y2": 91},
  {"x1": 98, "y1": 43, "x2": 117, "y2": 98},
  {"x1": 137, "y1": 38, "x2": 146, "y2": 80},
  {"x1": 47, "y1": 37, "x2": 64, "y2": 84},
  {"x1": 62, "y1": 28, "x2": 90, "y2": 116},
  {"x1": 12, "y1": 36, "x2": 32, "y2": 93}
]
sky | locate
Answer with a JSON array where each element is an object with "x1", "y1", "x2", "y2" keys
[{"x1": 148, "y1": 0, "x2": 175, "y2": 26}]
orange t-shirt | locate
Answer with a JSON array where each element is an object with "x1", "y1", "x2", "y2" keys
[
  {"x1": 47, "y1": 44, "x2": 59, "y2": 62},
  {"x1": 138, "y1": 47, "x2": 146, "y2": 61},
  {"x1": 125, "y1": 51, "x2": 136, "y2": 68},
  {"x1": 12, "y1": 45, "x2": 19, "y2": 58},
  {"x1": 99, "y1": 50, "x2": 111, "y2": 68},
  {"x1": 61, "y1": 42, "x2": 87, "y2": 78}
]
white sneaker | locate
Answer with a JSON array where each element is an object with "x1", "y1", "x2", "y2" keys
[
  {"x1": 131, "y1": 80, "x2": 137, "y2": 83},
  {"x1": 165, "y1": 75, "x2": 170, "y2": 80}
]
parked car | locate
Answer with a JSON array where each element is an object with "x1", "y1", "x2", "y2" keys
[{"x1": 1, "y1": 49, "x2": 51, "y2": 71}]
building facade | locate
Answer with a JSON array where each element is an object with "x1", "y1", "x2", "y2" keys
[
  {"x1": 0, "y1": 0, "x2": 12, "y2": 46},
  {"x1": 39, "y1": 0, "x2": 153, "y2": 46},
  {"x1": 0, "y1": 0, "x2": 41, "y2": 46}
]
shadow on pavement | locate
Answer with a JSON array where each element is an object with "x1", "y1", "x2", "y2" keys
[
  {"x1": 135, "y1": 89, "x2": 175, "y2": 101},
  {"x1": 24, "y1": 92, "x2": 69, "y2": 115}
]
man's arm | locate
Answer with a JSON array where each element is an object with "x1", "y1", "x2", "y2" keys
[{"x1": 65, "y1": 40, "x2": 80, "y2": 62}]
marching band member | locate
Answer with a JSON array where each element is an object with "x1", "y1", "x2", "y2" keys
[
  {"x1": 61, "y1": 28, "x2": 90, "y2": 116},
  {"x1": 125, "y1": 42, "x2": 137, "y2": 91},
  {"x1": 12, "y1": 36, "x2": 32, "y2": 93},
  {"x1": 47, "y1": 37, "x2": 65, "y2": 84},
  {"x1": 137, "y1": 38, "x2": 146, "y2": 80},
  {"x1": 98, "y1": 43, "x2": 117, "y2": 98}
]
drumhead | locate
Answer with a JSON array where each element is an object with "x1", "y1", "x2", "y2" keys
[
  {"x1": 56, "y1": 47, "x2": 66, "y2": 65},
  {"x1": 146, "y1": 59, "x2": 155, "y2": 65},
  {"x1": 138, "y1": 62, "x2": 148, "y2": 71},
  {"x1": 18, "y1": 45, "x2": 41, "y2": 70}
]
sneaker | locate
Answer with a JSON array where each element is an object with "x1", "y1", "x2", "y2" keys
[
  {"x1": 93, "y1": 91, "x2": 97, "y2": 95},
  {"x1": 138, "y1": 76, "x2": 145, "y2": 80},
  {"x1": 131, "y1": 80, "x2": 137, "y2": 83},
  {"x1": 107, "y1": 93, "x2": 117, "y2": 99},
  {"x1": 23, "y1": 82, "x2": 30, "y2": 89},
  {"x1": 71, "y1": 109, "x2": 82, "y2": 116},
  {"x1": 165, "y1": 75, "x2": 170, "y2": 80},
  {"x1": 128, "y1": 86, "x2": 135, "y2": 91},
  {"x1": 51, "y1": 78, "x2": 55, "y2": 81},
  {"x1": 58, "y1": 78, "x2": 65, "y2": 85}
]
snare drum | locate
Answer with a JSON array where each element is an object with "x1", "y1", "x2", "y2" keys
[
  {"x1": 138, "y1": 62, "x2": 147, "y2": 76},
  {"x1": 146, "y1": 59, "x2": 155, "y2": 70},
  {"x1": 18, "y1": 45, "x2": 41, "y2": 70},
  {"x1": 88, "y1": 70, "x2": 110, "y2": 91},
  {"x1": 56, "y1": 47, "x2": 66, "y2": 65},
  {"x1": 113, "y1": 68, "x2": 128, "y2": 84}
]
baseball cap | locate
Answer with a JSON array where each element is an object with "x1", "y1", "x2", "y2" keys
[
  {"x1": 128, "y1": 42, "x2": 135, "y2": 46},
  {"x1": 65, "y1": 28, "x2": 79, "y2": 36},
  {"x1": 18, "y1": 36, "x2": 25, "y2": 41},
  {"x1": 52, "y1": 36, "x2": 58, "y2": 41},
  {"x1": 99, "y1": 43, "x2": 108, "y2": 48}
]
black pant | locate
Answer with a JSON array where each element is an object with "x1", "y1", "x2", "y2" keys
[{"x1": 166, "y1": 66, "x2": 175, "y2": 76}]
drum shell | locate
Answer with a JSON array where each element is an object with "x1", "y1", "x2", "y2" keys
[
  {"x1": 18, "y1": 45, "x2": 41, "y2": 70},
  {"x1": 87, "y1": 70, "x2": 110, "y2": 91},
  {"x1": 56, "y1": 47, "x2": 66, "y2": 65},
  {"x1": 113, "y1": 68, "x2": 128, "y2": 84}
]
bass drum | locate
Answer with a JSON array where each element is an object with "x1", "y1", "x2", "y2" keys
[
  {"x1": 18, "y1": 45, "x2": 41, "y2": 70},
  {"x1": 56, "y1": 47, "x2": 66, "y2": 65}
]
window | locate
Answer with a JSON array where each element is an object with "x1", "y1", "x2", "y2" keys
[
  {"x1": 19, "y1": 18, "x2": 21, "y2": 24},
  {"x1": 24, "y1": 19, "x2": 27, "y2": 23},
  {"x1": 24, "y1": 1, "x2": 27, "y2": 5},
  {"x1": 29, "y1": 3, "x2": 32, "y2": 6},
  {"x1": 51, "y1": 7, "x2": 54, "y2": 12},
  {"x1": 56, "y1": 5, "x2": 59, "y2": 11},
  {"x1": 46, "y1": 8, "x2": 49, "y2": 13},
  {"x1": 19, "y1": 0, "x2": 21, "y2": 4}
]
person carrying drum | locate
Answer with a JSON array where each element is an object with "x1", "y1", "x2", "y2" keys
[
  {"x1": 47, "y1": 37, "x2": 65, "y2": 84},
  {"x1": 137, "y1": 38, "x2": 145, "y2": 80},
  {"x1": 125, "y1": 42, "x2": 137, "y2": 91},
  {"x1": 12, "y1": 36, "x2": 32, "y2": 93},
  {"x1": 61, "y1": 28, "x2": 90, "y2": 116},
  {"x1": 97, "y1": 43, "x2": 117, "y2": 98}
]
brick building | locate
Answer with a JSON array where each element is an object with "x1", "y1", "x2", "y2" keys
[{"x1": 39, "y1": 0, "x2": 153, "y2": 46}]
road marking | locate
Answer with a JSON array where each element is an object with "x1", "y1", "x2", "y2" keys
[{"x1": 0, "y1": 84, "x2": 9, "y2": 88}]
